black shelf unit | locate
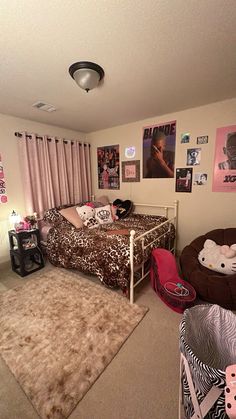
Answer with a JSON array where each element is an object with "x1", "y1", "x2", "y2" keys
[{"x1": 8, "y1": 229, "x2": 44, "y2": 277}]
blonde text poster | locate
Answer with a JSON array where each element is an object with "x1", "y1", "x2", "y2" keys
[{"x1": 143, "y1": 120, "x2": 176, "y2": 178}]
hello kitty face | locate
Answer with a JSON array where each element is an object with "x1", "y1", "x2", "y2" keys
[
  {"x1": 198, "y1": 239, "x2": 236, "y2": 275},
  {"x1": 76, "y1": 205, "x2": 95, "y2": 221}
]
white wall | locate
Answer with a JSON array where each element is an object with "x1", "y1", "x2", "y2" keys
[
  {"x1": 0, "y1": 113, "x2": 85, "y2": 264},
  {"x1": 88, "y1": 98, "x2": 236, "y2": 253}
]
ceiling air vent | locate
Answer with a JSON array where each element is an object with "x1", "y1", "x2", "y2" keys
[{"x1": 32, "y1": 101, "x2": 56, "y2": 112}]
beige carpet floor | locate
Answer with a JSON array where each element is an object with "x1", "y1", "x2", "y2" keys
[
  {"x1": 0, "y1": 262, "x2": 182, "y2": 419},
  {"x1": 0, "y1": 269, "x2": 147, "y2": 419}
]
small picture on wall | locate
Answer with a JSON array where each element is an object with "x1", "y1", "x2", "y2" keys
[
  {"x1": 181, "y1": 133, "x2": 190, "y2": 143},
  {"x1": 194, "y1": 173, "x2": 208, "y2": 185},
  {"x1": 175, "y1": 168, "x2": 193, "y2": 193},
  {"x1": 187, "y1": 148, "x2": 201, "y2": 166},
  {"x1": 197, "y1": 135, "x2": 208, "y2": 145},
  {"x1": 125, "y1": 146, "x2": 136, "y2": 159},
  {"x1": 122, "y1": 160, "x2": 140, "y2": 182}
]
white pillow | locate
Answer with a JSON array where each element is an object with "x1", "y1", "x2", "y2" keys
[
  {"x1": 198, "y1": 239, "x2": 236, "y2": 275},
  {"x1": 95, "y1": 205, "x2": 113, "y2": 224}
]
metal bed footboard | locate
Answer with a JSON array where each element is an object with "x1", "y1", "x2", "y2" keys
[{"x1": 129, "y1": 200, "x2": 178, "y2": 304}]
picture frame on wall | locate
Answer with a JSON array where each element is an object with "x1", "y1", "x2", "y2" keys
[
  {"x1": 197, "y1": 135, "x2": 208, "y2": 144},
  {"x1": 181, "y1": 133, "x2": 190, "y2": 143},
  {"x1": 194, "y1": 173, "x2": 208, "y2": 185},
  {"x1": 122, "y1": 160, "x2": 140, "y2": 182},
  {"x1": 97, "y1": 145, "x2": 120, "y2": 189},
  {"x1": 186, "y1": 148, "x2": 201, "y2": 166},
  {"x1": 175, "y1": 168, "x2": 193, "y2": 192}
]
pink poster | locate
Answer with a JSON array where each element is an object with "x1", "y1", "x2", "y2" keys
[
  {"x1": 0, "y1": 154, "x2": 8, "y2": 203},
  {"x1": 212, "y1": 126, "x2": 236, "y2": 192}
]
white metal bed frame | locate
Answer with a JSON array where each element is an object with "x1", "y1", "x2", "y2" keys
[
  {"x1": 92, "y1": 196, "x2": 178, "y2": 304},
  {"x1": 129, "y1": 200, "x2": 178, "y2": 304}
]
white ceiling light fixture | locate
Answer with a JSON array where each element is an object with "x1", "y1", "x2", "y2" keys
[{"x1": 69, "y1": 61, "x2": 105, "y2": 93}]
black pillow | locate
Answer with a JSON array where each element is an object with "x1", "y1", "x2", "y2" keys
[{"x1": 113, "y1": 199, "x2": 133, "y2": 219}]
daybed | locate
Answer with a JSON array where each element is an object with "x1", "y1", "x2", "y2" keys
[
  {"x1": 180, "y1": 228, "x2": 236, "y2": 309},
  {"x1": 43, "y1": 201, "x2": 178, "y2": 303}
]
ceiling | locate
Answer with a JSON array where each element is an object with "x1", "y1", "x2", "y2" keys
[{"x1": 0, "y1": 0, "x2": 236, "y2": 133}]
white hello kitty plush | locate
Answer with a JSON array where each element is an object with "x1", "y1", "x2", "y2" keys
[
  {"x1": 198, "y1": 239, "x2": 236, "y2": 275},
  {"x1": 76, "y1": 205, "x2": 99, "y2": 229}
]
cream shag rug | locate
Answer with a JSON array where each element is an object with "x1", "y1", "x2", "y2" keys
[{"x1": 0, "y1": 269, "x2": 147, "y2": 419}]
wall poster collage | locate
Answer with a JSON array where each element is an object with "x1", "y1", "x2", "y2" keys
[
  {"x1": 176, "y1": 130, "x2": 209, "y2": 192},
  {"x1": 96, "y1": 123, "x2": 236, "y2": 194},
  {"x1": 0, "y1": 154, "x2": 7, "y2": 203}
]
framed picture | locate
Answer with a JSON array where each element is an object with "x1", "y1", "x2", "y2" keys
[
  {"x1": 181, "y1": 132, "x2": 190, "y2": 143},
  {"x1": 175, "y1": 168, "x2": 193, "y2": 193},
  {"x1": 194, "y1": 173, "x2": 208, "y2": 185},
  {"x1": 186, "y1": 148, "x2": 201, "y2": 166},
  {"x1": 197, "y1": 135, "x2": 208, "y2": 144},
  {"x1": 122, "y1": 160, "x2": 140, "y2": 182},
  {"x1": 97, "y1": 145, "x2": 120, "y2": 189}
]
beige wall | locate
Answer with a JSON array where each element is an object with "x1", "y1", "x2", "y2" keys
[
  {"x1": 0, "y1": 113, "x2": 85, "y2": 264},
  {"x1": 89, "y1": 98, "x2": 236, "y2": 253},
  {"x1": 1, "y1": 99, "x2": 235, "y2": 263}
]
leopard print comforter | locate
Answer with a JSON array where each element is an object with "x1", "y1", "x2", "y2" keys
[{"x1": 46, "y1": 214, "x2": 175, "y2": 292}]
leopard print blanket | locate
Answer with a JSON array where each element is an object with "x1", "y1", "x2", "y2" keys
[{"x1": 46, "y1": 214, "x2": 175, "y2": 292}]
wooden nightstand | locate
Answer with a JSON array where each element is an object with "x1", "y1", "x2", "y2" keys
[{"x1": 8, "y1": 229, "x2": 44, "y2": 277}]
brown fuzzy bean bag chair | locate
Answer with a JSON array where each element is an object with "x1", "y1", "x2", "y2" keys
[{"x1": 180, "y1": 228, "x2": 236, "y2": 309}]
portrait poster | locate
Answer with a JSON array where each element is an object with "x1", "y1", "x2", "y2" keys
[
  {"x1": 97, "y1": 145, "x2": 120, "y2": 189},
  {"x1": 143, "y1": 120, "x2": 176, "y2": 178},
  {"x1": 0, "y1": 154, "x2": 8, "y2": 203},
  {"x1": 212, "y1": 125, "x2": 236, "y2": 192}
]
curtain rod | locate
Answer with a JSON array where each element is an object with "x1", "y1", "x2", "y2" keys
[{"x1": 14, "y1": 132, "x2": 90, "y2": 146}]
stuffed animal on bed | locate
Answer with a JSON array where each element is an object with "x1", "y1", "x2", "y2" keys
[
  {"x1": 112, "y1": 199, "x2": 133, "y2": 219},
  {"x1": 198, "y1": 239, "x2": 236, "y2": 275},
  {"x1": 76, "y1": 205, "x2": 99, "y2": 229}
]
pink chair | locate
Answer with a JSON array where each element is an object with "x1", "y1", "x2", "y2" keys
[{"x1": 150, "y1": 248, "x2": 196, "y2": 313}]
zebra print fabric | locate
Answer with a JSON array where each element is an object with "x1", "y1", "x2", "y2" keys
[{"x1": 180, "y1": 304, "x2": 236, "y2": 418}]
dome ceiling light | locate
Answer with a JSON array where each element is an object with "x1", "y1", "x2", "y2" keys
[{"x1": 69, "y1": 61, "x2": 105, "y2": 93}]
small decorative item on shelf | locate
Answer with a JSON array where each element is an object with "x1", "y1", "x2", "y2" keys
[
  {"x1": 15, "y1": 221, "x2": 26, "y2": 232},
  {"x1": 9, "y1": 210, "x2": 21, "y2": 230},
  {"x1": 24, "y1": 213, "x2": 38, "y2": 230}
]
